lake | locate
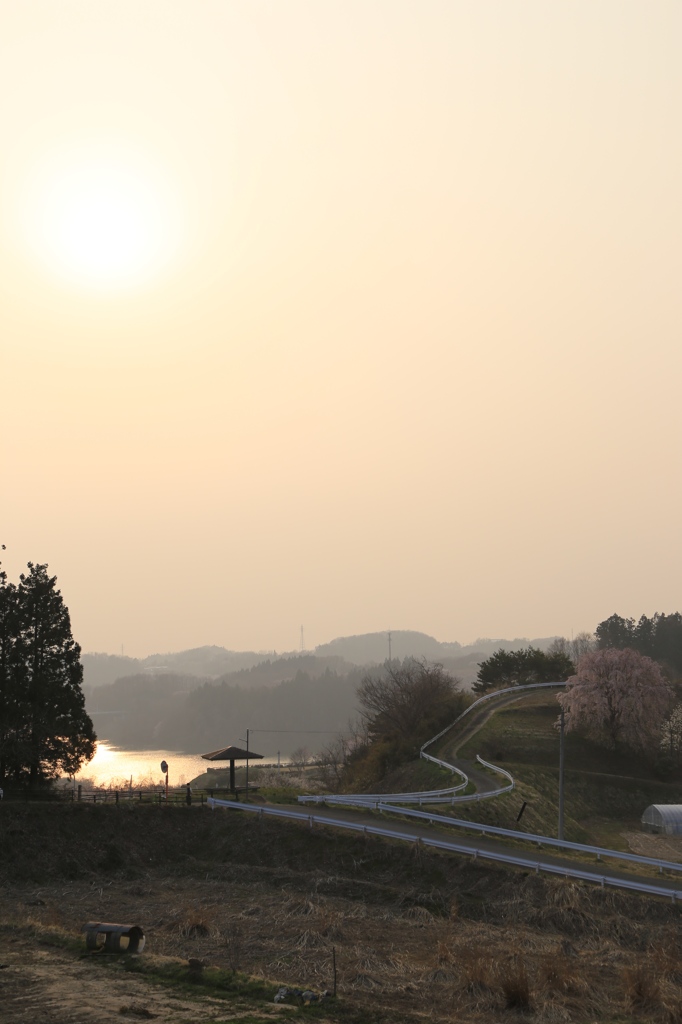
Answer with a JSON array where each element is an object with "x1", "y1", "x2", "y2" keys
[{"x1": 75, "y1": 742, "x2": 280, "y2": 789}]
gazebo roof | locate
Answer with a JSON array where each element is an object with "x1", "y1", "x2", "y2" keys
[{"x1": 201, "y1": 745, "x2": 264, "y2": 762}]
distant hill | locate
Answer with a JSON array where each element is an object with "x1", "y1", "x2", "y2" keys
[
  {"x1": 85, "y1": 665, "x2": 366, "y2": 755},
  {"x1": 82, "y1": 646, "x2": 273, "y2": 688},
  {"x1": 85, "y1": 633, "x2": 563, "y2": 752},
  {"x1": 83, "y1": 633, "x2": 561, "y2": 689},
  {"x1": 313, "y1": 631, "x2": 560, "y2": 673},
  {"x1": 314, "y1": 630, "x2": 462, "y2": 664}
]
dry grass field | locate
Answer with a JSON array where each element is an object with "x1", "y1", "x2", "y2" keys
[{"x1": 1, "y1": 802, "x2": 682, "y2": 1023}]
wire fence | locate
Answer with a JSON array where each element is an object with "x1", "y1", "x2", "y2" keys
[{"x1": 0, "y1": 782, "x2": 260, "y2": 806}]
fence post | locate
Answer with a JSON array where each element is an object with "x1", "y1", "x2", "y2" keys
[
  {"x1": 77, "y1": 784, "x2": 82, "y2": 802},
  {"x1": 115, "y1": 790, "x2": 119, "y2": 805}
]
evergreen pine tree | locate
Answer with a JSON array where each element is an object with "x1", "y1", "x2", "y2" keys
[{"x1": 0, "y1": 562, "x2": 95, "y2": 785}]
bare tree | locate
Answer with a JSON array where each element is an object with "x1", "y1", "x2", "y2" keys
[
  {"x1": 661, "y1": 703, "x2": 682, "y2": 764},
  {"x1": 288, "y1": 746, "x2": 311, "y2": 768},
  {"x1": 548, "y1": 632, "x2": 596, "y2": 667},
  {"x1": 314, "y1": 718, "x2": 369, "y2": 792},
  {"x1": 357, "y1": 659, "x2": 462, "y2": 746}
]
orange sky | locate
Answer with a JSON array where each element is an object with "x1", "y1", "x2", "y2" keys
[{"x1": 2, "y1": 1, "x2": 681, "y2": 656}]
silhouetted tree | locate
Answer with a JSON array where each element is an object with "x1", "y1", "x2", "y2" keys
[
  {"x1": 661, "y1": 703, "x2": 682, "y2": 765},
  {"x1": 595, "y1": 614, "x2": 636, "y2": 651},
  {"x1": 0, "y1": 566, "x2": 20, "y2": 782},
  {"x1": 557, "y1": 648, "x2": 673, "y2": 752},
  {"x1": 595, "y1": 612, "x2": 682, "y2": 675},
  {"x1": 357, "y1": 659, "x2": 464, "y2": 751},
  {"x1": 473, "y1": 646, "x2": 573, "y2": 695},
  {"x1": 0, "y1": 563, "x2": 95, "y2": 785}
]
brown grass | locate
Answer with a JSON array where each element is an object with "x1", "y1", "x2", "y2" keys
[
  {"x1": 3, "y1": 805, "x2": 682, "y2": 1022},
  {"x1": 624, "y1": 961, "x2": 662, "y2": 1010},
  {"x1": 499, "y1": 957, "x2": 532, "y2": 1011}
]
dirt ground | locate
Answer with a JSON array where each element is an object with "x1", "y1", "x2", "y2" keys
[
  {"x1": 623, "y1": 830, "x2": 682, "y2": 862},
  {"x1": 0, "y1": 933, "x2": 253, "y2": 1023},
  {"x1": 2, "y1": 866, "x2": 682, "y2": 1024},
  {"x1": 3, "y1": 805, "x2": 682, "y2": 1023}
]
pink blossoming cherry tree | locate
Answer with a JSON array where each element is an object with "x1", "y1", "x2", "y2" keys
[{"x1": 557, "y1": 647, "x2": 673, "y2": 752}]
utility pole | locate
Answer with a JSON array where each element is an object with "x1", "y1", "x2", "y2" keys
[
  {"x1": 558, "y1": 708, "x2": 565, "y2": 841},
  {"x1": 245, "y1": 728, "x2": 249, "y2": 799},
  {"x1": 240, "y1": 730, "x2": 251, "y2": 799}
]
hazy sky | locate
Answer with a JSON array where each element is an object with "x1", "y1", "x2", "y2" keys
[{"x1": 2, "y1": 1, "x2": 681, "y2": 657}]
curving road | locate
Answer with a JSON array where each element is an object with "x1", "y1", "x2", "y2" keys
[{"x1": 210, "y1": 681, "x2": 682, "y2": 902}]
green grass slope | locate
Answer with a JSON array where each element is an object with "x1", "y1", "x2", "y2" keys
[{"x1": 432, "y1": 690, "x2": 682, "y2": 846}]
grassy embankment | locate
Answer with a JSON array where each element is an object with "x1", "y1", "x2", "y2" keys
[
  {"x1": 347, "y1": 689, "x2": 682, "y2": 852},
  {"x1": 431, "y1": 689, "x2": 682, "y2": 848},
  {"x1": 3, "y1": 801, "x2": 682, "y2": 1023}
]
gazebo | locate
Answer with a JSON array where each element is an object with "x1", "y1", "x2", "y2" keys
[{"x1": 201, "y1": 745, "x2": 264, "y2": 793}]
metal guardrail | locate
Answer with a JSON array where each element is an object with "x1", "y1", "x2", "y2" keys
[
  {"x1": 207, "y1": 797, "x2": 682, "y2": 903},
  {"x1": 209, "y1": 678, "x2": 682, "y2": 900},
  {"x1": 371, "y1": 802, "x2": 682, "y2": 876},
  {"x1": 420, "y1": 680, "x2": 568, "y2": 757},
  {"x1": 299, "y1": 682, "x2": 566, "y2": 808},
  {"x1": 299, "y1": 755, "x2": 514, "y2": 808}
]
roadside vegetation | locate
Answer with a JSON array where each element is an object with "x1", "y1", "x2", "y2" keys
[
  {"x1": 317, "y1": 659, "x2": 470, "y2": 793},
  {"x1": 433, "y1": 688, "x2": 682, "y2": 846},
  {"x1": 2, "y1": 802, "x2": 682, "y2": 1023}
]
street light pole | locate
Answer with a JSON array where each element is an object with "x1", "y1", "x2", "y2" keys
[{"x1": 558, "y1": 708, "x2": 565, "y2": 841}]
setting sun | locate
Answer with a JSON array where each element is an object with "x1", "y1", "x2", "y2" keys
[{"x1": 23, "y1": 147, "x2": 180, "y2": 290}]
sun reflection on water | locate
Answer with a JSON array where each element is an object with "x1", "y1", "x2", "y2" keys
[{"x1": 74, "y1": 742, "x2": 212, "y2": 788}]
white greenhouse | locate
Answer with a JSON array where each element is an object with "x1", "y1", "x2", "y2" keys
[{"x1": 641, "y1": 805, "x2": 682, "y2": 836}]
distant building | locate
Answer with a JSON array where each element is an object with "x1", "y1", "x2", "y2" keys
[{"x1": 641, "y1": 804, "x2": 682, "y2": 835}]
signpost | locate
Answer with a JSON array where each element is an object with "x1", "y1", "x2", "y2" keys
[{"x1": 160, "y1": 760, "x2": 169, "y2": 801}]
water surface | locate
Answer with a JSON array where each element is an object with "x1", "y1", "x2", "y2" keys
[{"x1": 75, "y1": 742, "x2": 277, "y2": 788}]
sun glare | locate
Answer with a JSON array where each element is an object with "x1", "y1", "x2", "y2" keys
[{"x1": 24, "y1": 147, "x2": 180, "y2": 290}]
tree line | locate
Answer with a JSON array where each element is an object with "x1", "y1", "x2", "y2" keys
[
  {"x1": 595, "y1": 612, "x2": 682, "y2": 674},
  {"x1": 0, "y1": 563, "x2": 95, "y2": 786}
]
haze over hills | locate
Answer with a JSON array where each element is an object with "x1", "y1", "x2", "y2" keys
[
  {"x1": 313, "y1": 630, "x2": 559, "y2": 666},
  {"x1": 80, "y1": 630, "x2": 557, "y2": 688},
  {"x1": 83, "y1": 631, "x2": 561, "y2": 756},
  {"x1": 82, "y1": 647, "x2": 287, "y2": 688},
  {"x1": 82, "y1": 631, "x2": 560, "y2": 689}
]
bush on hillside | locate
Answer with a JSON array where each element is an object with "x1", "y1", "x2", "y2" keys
[{"x1": 338, "y1": 659, "x2": 469, "y2": 790}]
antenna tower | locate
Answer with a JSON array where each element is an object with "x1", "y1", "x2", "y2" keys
[{"x1": 300, "y1": 625, "x2": 305, "y2": 652}]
